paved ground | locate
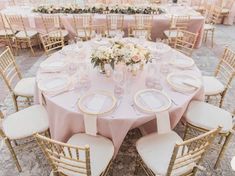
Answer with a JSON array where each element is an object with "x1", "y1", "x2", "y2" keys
[{"x1": 0, "y1": 24, "x2": 235, "y2": 176}]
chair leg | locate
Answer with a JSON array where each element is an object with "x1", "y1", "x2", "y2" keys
[
  {"x1": 214, "y1": 133, "x2": 233, "y2": 169},
  {"x1": 45, "y1": 129, "x2": 51, "y2": 139},
  {"x1": 12, "y1": 94, "x2": 18, "y2": 112},
  {"x1": 211, "y1": 29, "x2": 214, "y2": 48},
  {"x1": 27, "y1": 39, "x2": 35, "y2": 56},
  {"x1": 219, "y1": 92, "x2": 225, "y2": 108},
  {"x1": 5, "y1": 138, "x2": 22, "y2": 172},
  {"x1": 183, "y1": 123, "x2": 189, "y2": 140}
]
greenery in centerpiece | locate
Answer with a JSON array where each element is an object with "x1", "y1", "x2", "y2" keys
[
  {"x1": 33, "y1": 4, "x2": 165, "y2": 14},
  {"x1": 91, "y1": 41, "x2": 151, "y2": 73}
]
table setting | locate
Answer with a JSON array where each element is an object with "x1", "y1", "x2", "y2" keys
[{"x1": 34, "y1": 36, "x2": 204, "y2": 155}]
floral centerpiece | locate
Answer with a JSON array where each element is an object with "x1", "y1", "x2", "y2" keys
[
  {"x1": 33, "y1": 4, "x2": 165, "y2": 15},
  {"x1": 91, "y1": 41, "x2": 151, "y2": 75}
]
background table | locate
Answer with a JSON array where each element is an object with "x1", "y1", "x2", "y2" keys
[
  {"x1": 1, "y1": 5, "x2": 205, "y2": 48},
  {"x1": 35, "y1": 38, "x2": 205, "y2": 155}
]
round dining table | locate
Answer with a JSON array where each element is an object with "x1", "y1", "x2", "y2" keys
[{"x1": 34, "y1": 38, "x2": 204, "y2": 156}]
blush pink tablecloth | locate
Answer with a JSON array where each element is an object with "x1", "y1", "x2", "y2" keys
[
  {"x1": 1, "y1": 5, "x2": 205, "y2": 48},
  {"x1": 35, "y1": 39, "x2": 205, "y2": 155}
]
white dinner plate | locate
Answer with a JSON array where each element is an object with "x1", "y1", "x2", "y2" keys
[
  {"x1": 134, "y1": 89, "x2": 172, "y2": 113},
  {"x1": 40, "y1": 60, "x2": 67, "y2": 73},
  {"x1": 38, "y1": 75, "x2": 71, "y2": 94},
  {"x1": 170, "y1": 56, "x2": 195, "y2": 68},
  {"x1": 167, "y1": 72, "x2": 201, "y2": 92},
  {"x1": 78, "y1": 91, "x2": 117, "y2": 115}
]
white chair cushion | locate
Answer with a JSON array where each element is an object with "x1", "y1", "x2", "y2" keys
[
  {"x1": 0, "y1": 29, "x2": 15, "y2": 36},
  {"x1": 2, "y1": 105, "x2": 49, "y2": 140},
  {"x1": 15, "y1": 30, "x2": 38, "y2": 38},
  {"x1": 136, "y1": 131, "x2": 194, "y2": 175},
  {"x1": 204, "y1": 24, "x2": 215, "y2": 30},
  {"x1": 222, "y1": 8, "x2": 229, "y2": 14},
  {"x1": 48, "y1": 30, "x2": 69, "y2": 38},
  {"x1": 14, "y1": 77, "x2": 35, "y2": 97},
  {"x1": 164, "y1": 30, "x2": 184, "y2": 38},
  {"x1": 184, "y1": 100, "x2": 233, "y2": 133},
  {"x1": 202, "y1": 76, "x2": 225, "y2": 96},
  {"x1": 60, "y1": 133, "x2": 114, "y2": 176}
]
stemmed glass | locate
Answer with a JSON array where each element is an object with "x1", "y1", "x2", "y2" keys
[
  {"x1": 75, "y1": 37, "x2": 83, "y2": 49},
  {"x1": 113, "y1": 70, "x2": 125, "y2": 99}
]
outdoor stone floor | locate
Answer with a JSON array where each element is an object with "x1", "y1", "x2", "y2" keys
[{"x1": 0, "y1": 24, "x2": 235, "y2": 176}]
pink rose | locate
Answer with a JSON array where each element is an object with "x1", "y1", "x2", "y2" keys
[{"x1": 131, "y1": 55, "x2": 141, "y2": 62}]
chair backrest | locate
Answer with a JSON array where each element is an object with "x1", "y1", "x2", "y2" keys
[
  {"x1": 106, "y1": 14, "x2": 124, "y2": 31},
  {"x1": 206, "y1": 5, "x2": 222, "y2": 24},
  {"x1": 174, "y1": 30, "x2": 198, "y2": 56},
  {"x1": 35, "y1": 134, "x2": 92, "y2": 176},
  {"x1": 0, "y1": 14, "x2": 9, "y2": 37},
  {"x1": 134, "y1": 14, "x2": 153, "y2": 29},
  {"x1": 170, "y1": 15, "x2": 190, "y2": 30},
  {"x1": 39, "y1": 31, "x2": 64, "y2": 55},
  {"x1": 41, "y1": 15, "x2": 61, "y2": 33},
  {"x1": 215, "y1": 47, "x2": 235, "y2": 93},
  {"x1": 73, "y1": 14, "x2": 93, "y2": 38},
  {"x1": 5, "y1": 14, "x2": 26, "y2": 34},
  {"x1": 0, "y1": 47, "x2": 22, "y2": 92},
  {"x1": 166, "y1": 127, "x2": 221, "y2": 176}
]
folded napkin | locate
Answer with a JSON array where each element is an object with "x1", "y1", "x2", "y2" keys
[
  {"x1": 139, "y1": 92, "x2": 162, "y2": 110},
  {"x1": 156, "y1": 111, "x2": 171, "y2": 134},
  {"x1": 83, "y1": 94, "x2": 107, "y2": 136}
]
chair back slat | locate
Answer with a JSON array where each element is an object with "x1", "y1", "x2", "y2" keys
[
  {"x1": 215, "y1": 47, "x2": 235, "y2": 89},
  {"x1": 106, "y1": 14, "x2": 124, "y2": 31},
  {"x1": 166, "y1": 127, "x2": 221, "y2": 176},
  {"x1": 41, "y1": 15, "x2": 61, "y2": 33},
  {"x1": 174, "y1": 30, "x2": 198, "y2": 56},
  {"x1": 35, "y1": 134, "x2": 92, "y2": 176},
  {"x1": 39, "y1": 31, "x2": 64, "y2": 55},
  {"x1": 73, "y1": 14, "x2": 94, "y2": 39},
  {"x1": 206, "y1": 6, "x2": 222, "y2": 24},
  {"x1": 5, "y1": 14, "x2": 26, "y2": 34},
  {"x1": 170, "y1": 15, "x2": 190, "y2": 30},
  {"x1": 0, "y1": 47, "x2": 22, "y2": 91}
]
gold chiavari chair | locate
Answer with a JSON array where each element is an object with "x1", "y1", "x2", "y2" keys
[
  {"x1": 39, "y1": 31, "x2": 64, "y2": 56},
  {"x1": 35, "y1": 132, "x2": 114, "y2": 176},
  {"x1": 183, "y1": 98, "x2": 234, "y2": 169},
  {"x1": 0, "y1": 106, "x2": 49, "y2": 172},
  {"x1": 41, "y1": 14, "x2": 69, "y2": 42},
  {"x1": 0, "y1": 13, "x2": 15, "y2": 52},
  {"x1": 204, "y1": 6, "x2": 222, "y2": 47},
  {"x1": 136, "y1": 127, "x2": 221, "y2": 176},
  {"x1": 173, "y1": 30, "x2": 198, "y2": 57},
  {"x1": 190, "y1": 0, "x2": 207, "y2": 14},
  {"x1": 202, "y1": 47, "x2": 235, "y2": 106},
  {"x1": 0, "y1": 47, "x2": 36, "y2": 111},
  {"x1": 73, "y1": 14, "x2": 94, "y2": 41},
  {"x1": 106, "y1": 14, "x2": 124, "y2": 38},
  {"x1": 128, "y1": 14, "x2": 153, "y2": 40},
  {"x1": 164, "y1": 15, "x2": 190, "y2": 46},
  {"x1": 5, "y1": 14, "x2": 39, "y2": 56}
]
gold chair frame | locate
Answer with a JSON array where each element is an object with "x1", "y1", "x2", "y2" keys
[
  {"x1": 128, "y1": 14, "x2": 153, "y2": 40},
  {"x1": 106, "y1": 14, "x2": 124, "y2": 37},
  {"x1": 35, "y1": 134, "x2": 113, "y2": 176},
  {"x1": 174, "y1": 30, "x2": 198, "y2": 57},
  {"x1": 0, "y1": 47, "x2": 32, "y2": 111},
  {"x1": 5, "y1": 14, "x2": 39, "y2": 56},
  {"x1": 73, "y1": 14, "x2": 94, "y2": 41},
  {"x1": 39, "y1": 31, "x2": 64, "y2": 56},
  {"x1": 137, "y1": 127, "x2": 221, "y2": 176},
  {"x1": 184, "y1": 119, "x2": 234, "y2": 169},
  {"x1": 204, "y1": 6, "x2": 222, "y2": 47},
  {"x1": 165, "y1": 15, "x2": 190, "y2": 46},
  {"x1": 0, "y1": 14, "x2": 14, "y2": 53},
  {"x1": 207, "y1": 47, "x2": 235, "y2": 107},
  {"x1": 0, "y1": 110, "x2": 50, "y2": 172}
]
